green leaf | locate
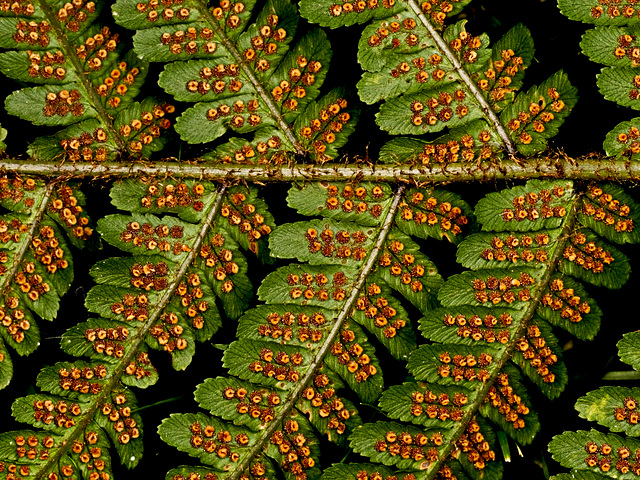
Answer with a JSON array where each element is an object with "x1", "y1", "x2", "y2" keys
[
  {"x1": 299, "y1": 0, "x2": 405, "y2": 28},
  {"x1": 352, "y1": 280, "x2": 417, "y2": 360},
  {"x1": 295, "y1": 366, "x2": 362, "y2": 446},
  {"x1": 477, "y1": 23, "x2": 536, "y2": 111},
  {"x1": 376, "y1": 84, "x2": 486, "y2": 135},
  {"x1": 375, "y1": 232, "x2": 443, "y2": 311},
  {"x1": 551, "y1": 472, "x2": 611, "y2": 480},
  {"x1": 500, "y1": 71, "x2": 578, "y2": 155},
  {"x1": 5, "y1": 84, "x2": 96, "y2": 126},
  {"x1": 419, "y1": 306, "x2": 521, "y2": 346},
  {"x1": 456, "y1": 229, "x2": 561, "y2": 270},
  {"x1": 558, "y1": 0, "x2": 640, "y2": 25},
  {"x1": 512, "y1": 317, "x2": 568, "y2": 400},
  {"x1": 292, "y1": 88, "x2": 359, "y2": 162},
  {"x1": 286, "y1": 182, "x2": 393, "y2": 227},
  {"x1": 219, "y1": 186, "x2": 276, "y2": 263},
  {"x1": 549, "y1": 429, "x2": 640, "y2": 474},
  {"x1": 222, "y1": 338, "x2": 315, "y2": 391},
  {"x1": 158, "y1": 412, "x2": 256, "y2": 469},
  {"x1": 474, "y1": 179, "x2": 575, "y2": 232},
  {"x1": 578, "y1": 184, "x2": 640, "y2": 244},
  {"x1": 581, "y1": 26, "x2": 640, "y2": 67},
  {"x1": 598, "y1": 66, "x2": 640, "y2": 109},
  {"x1": 357, "y1": 20, "x2": 490, "y2": 105},
  {"x1": 257, "y1": 263, "x2": 357, "y2": 309},
  {"x1": 576, "y1": 386, "x2": 640, "y2": 437},
  {"x1": 407, "y1": 343, "x2": 501, "y2": 387},
  {"x1": 111, "y1": 0, "x2": 207, "y2": 31},
  {"x1": 537, "y1": 275, "x2": 602, "y2": 341},
  {"x1": 604, "y1": 118, "x2": 640, "y2": 159},
  {"x1": 320, "y1": 463, "x2": 414, "y2": 480},
  {"x1": 97, "y1": 213, "x2": 199, "y2": 259},
  {"x1": 269, "y1": 219, "x2": 377, "y2": 267},
  {"x1": 110, "y1": 178, "x2": 217, "y2": 223},
  {"x1": 324, "y1": 320, "x2": 384, "y2": 404},
  {"x1": 195, "y1": 376, "x2": 286, "y2": 431},
  {"x1": 437, "y1": 267, "x2": 543, "y2": 309},
  {"x1": 478, "y1": 365, "x2": 540, "y2": 445},
  {"x1": 395, "y1": 187, "x2": 474, "y2": 243},
  {"x1": 349, "y1": 421, "x2": 442, "y2": 470},
  {"x1": 236, "y1": 304, "x2": 335, "y2": 349},
  {"x1": 379, "y1": 381, "x2": 474, "y2": 428},
  {"x1": 559, "y1": 229, "x2": 630, "y2": 289},
  {"x1": 27, "y1": 118, "x2": 120, "y2": 162}
]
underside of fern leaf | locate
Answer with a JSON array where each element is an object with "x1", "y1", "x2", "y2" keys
[
  {"x1": 0, "y1": 175, "x2": 280, "y2": 478},
  {"x1": 318, "y1": 178, "x2": 638, "y2": 480},
  {"x1": 0, "y1": 1, "x2": 174, "y2": 161},
  {"x1": 301, "y1": 0, "x2": 577, "y2": 165},
  {"x1": 112, "y1": 0, "x2": 359, "y2": 163},
  {"x1": 0, "y1": 2, "x2": 638, "y2": 480},
  {"x1": 0, "y1": 175, "x2": 94, "y2": 389},
  {"x1": 157, "y1": 179, "x2": 483, "y2": 480}
]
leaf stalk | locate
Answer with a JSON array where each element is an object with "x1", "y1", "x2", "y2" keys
[{"x1": 1, "y1": 156, "x2": 638, "y2": 183}]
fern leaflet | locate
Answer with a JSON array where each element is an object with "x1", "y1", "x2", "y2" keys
[
  {"x1": 0, "y1": 176, "x2": 92, "y2": 389},
  {"x1": 113, "y1": 0, "x2": 358, "y2": 163}
]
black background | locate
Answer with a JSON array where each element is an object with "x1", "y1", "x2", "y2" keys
[{"x1": 1, "y1": 1, "x2": 639, "y2": 479}]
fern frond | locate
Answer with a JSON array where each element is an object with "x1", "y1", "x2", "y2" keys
[
  {"x1": 0, "y1": 1, "x2": 174, "y2": 161},
  {"x1": 558, "y1": 0, "x2": 640, "y2": 158},
  {"x1": 0, "y1": 180, "x2": 245, "y2": 478},
  {"x1": 336, "y1": 178, "x2": 637, "y2": 480},
  {"x1": 549, "y1": 329, "x2": 640, "y2": 478},
  {"x1": 302, "y1": 0, "x2": 576, "y2": 165},
  {"x1": 0, "y1": 175, "x2": 93, "y2": 389},
  {"x1": 113, "y1": 0, "x2": 358, "y2": 163}
]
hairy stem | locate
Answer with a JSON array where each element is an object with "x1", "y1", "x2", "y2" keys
[
  {"x1": 34, "y1": 185, "x2": 227, "y2": 480},
  {"x1": 1, "y1": 155, "x2": 638, "y2": 182},
  {"x1": 227, "y1": 185, "x2": 406, "y2": 480},
  {"x1": 405, "y1": 0, "x2": 516, "y2": 155},
  {"x1": 425, "y1": 194, "x2": 580, "y2": 479}
]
